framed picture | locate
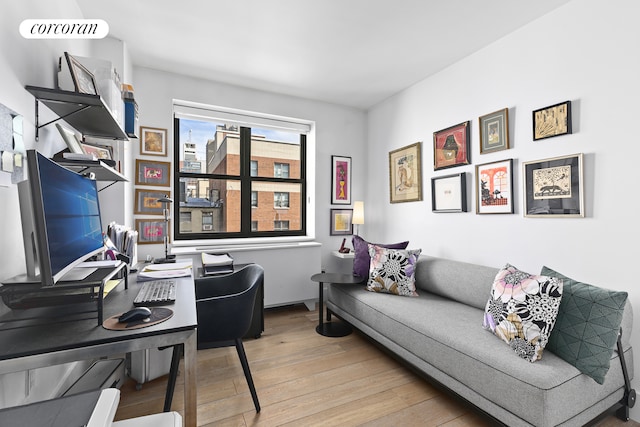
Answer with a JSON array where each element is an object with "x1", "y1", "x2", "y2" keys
[
  {"x1": 331, "y1": 155, "x2": 351, "y2": 204},
  {"x1": 476, "y1": 159, "x2": 514, "y2": 214},
  {"x1": 533, "y1": 100, "x2": 572, "y2": 141},
  {"x1": 433, "y1": 121, "x2": 471, "y2": 170},
  {"x1": 523, "y1": 153, "x2": 584, "y2": 218},
  {"x1": 135, "y1": 159, "x2": 171, "y2": 187},
  {"x1": 388, "y1": 142, "x2": 422, "y2": 203},
  {"x1": 136, "y1": 219, "x2": 169, "y2": 244},
  {"x1": 431, "y1": 172, "x2": 467, "y2": 212},
  {"x1": 64, "y1": 52, "x2": 98, "y2": 95},
  {"x1": 140, "y1": 126, "x2": 168, "y2": 157},
  {"x1": 55, "y1": 123, "x2": 83, "y2": 154},
  {"x1": 135, "y1": 189, "x2": 170, "y2": 215},
  {"x1": 479, "y1": 108, "x2": 510, "y2": 154},
  {"x1": 330, "y1": 208, "x2": 353, "y2": 235},
  {"x1": 81, "y1": 142, "x2": 112, "y2": 160}
]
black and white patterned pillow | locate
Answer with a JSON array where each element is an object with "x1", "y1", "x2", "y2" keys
[{"x1": 366, "y1": 245, "x2": 421, "y2": 297}]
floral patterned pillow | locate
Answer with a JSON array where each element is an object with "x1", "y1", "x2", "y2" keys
[
  {"x1": 366, "y1": 245, "x2": 421, "y2": 297},
  {"x1": 483, "y1": 264, "x2": 563, "y2": 362}
]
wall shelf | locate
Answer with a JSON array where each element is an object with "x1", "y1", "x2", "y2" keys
[
  {"x1": 54, "y1": 158, "x2": 127, "y2": 191},
  {"x1": 25, "y1": 85, "x2": 128, "y2": 141}
]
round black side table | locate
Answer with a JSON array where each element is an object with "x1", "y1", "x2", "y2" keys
[{"x1": 310, "y1": 272, "x2": 363, "y2": 337}]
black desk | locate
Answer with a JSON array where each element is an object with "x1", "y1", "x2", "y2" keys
[
  {"x1": 310, "y1": 272, "x2": 363, "y2": 337},
  {"x1": 0, "y1": 271, "x2": 198, "y2": 427}
]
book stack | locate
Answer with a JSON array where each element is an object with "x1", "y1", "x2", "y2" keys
[{"x1": 201, "y1": 252, "x2": 234, "y2": 276}]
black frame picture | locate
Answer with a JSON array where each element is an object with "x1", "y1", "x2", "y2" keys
[
  {"x1": 523, "y1": 153, "x2": 584, "y2": 217},
  {"x1": 431, "y1": 172, "x2": 467, "y2": 213},
  {"x1": 532, "y1": 100, "x2": 572, "y2": 141},
  {"x1": 330, "y1": 208, "x2": 353, "y2": 235},
  {"x1": 475, "y1": 158, "x2": 514, "y2": 214}
]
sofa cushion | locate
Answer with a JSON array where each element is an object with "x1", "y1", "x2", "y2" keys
[
  {"x1": 366, "y1": 246, "x2": 421, "y2": 296},
  {"x1": 352, "y1": 235, "x2": 409, "y2": 278},
  {"x1": 542, "y1": 266, "x2": 628, "y2": 384},
  {"x1": 483, "y1": 264, "x2": 563, "y2": 362}
]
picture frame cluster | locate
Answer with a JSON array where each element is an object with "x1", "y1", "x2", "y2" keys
[
  {"x1": 134, "y1": 125, "x2": 171, "y2": 244},
  {"x1": 386, "y1": 100, "x2": 583, "y2": 218}
]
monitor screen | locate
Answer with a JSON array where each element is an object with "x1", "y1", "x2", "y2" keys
[{"x1": 19, "y1": 150, "x2": 104, "y2": 286}]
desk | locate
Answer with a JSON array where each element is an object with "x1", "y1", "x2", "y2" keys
[{"x1": 0, "y1": 271, "x2": 198, "y2": 427}]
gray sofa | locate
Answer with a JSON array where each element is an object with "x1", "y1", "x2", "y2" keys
[{"x1": 326, "y1": 255, "x2": 635, "y2": 427}]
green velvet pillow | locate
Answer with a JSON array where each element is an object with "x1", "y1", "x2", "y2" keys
[{"x1": 542, "y1": 266, "x2": 628, "y2": 384}]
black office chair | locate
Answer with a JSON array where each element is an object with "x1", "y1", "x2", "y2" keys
[{"x1": 195, "y1": 264, "x2": 264, "y2": 413}]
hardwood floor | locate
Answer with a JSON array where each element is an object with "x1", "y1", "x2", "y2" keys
[{"x1": 115, "y1": 305, "x2": 637, "y2": 426}]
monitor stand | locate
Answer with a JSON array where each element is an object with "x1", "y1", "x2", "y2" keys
[{"x1": 59, "y1": 267, "x2": 98, "y2": 282}]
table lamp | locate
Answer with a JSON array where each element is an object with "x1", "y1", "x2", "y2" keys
[
  {"x1": 352, "y1": 201, "x2": 364, "y2": 236},
  {"x1": 153, "y1": 195, "x2": 176, "y2": 264}
]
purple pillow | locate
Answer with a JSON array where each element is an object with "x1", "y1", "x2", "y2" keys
[{"x1": 352, "y1": 235, "x2": 409, "y2": 278}]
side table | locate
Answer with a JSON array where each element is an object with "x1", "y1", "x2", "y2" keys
[{"x1": 310, "y1": 272, "x2": 363, "y2": 337}]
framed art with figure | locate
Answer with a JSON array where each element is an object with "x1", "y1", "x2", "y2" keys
[
  {"x1": 135, "y1": 189, "x2": 169, "y2": 215},
  {"x1": 523, "y1": 153, "x2": 583, "y2": 217},
  {"x1": 136, "y1": 218, "x2": 169, "y2": 244},
  {"x1": 433, "y1": 121, "x2": 470, "y2": 170},
  {"x1": 479, "y1": 108, "x2": 509, "y2": 154},
  {"x1": 135, "y1": 159, "x2": 171, "y2": 187},
  {"x1": 389, "y1": 142, "x2": 422, "y2": 203},
  {"x1": 331, "y1": 155, "x2": 351, "y2": 205},
  {"x1": 475, "y1": 158, "x2": 514, "y2": 214},
  {"x1": 140, "y1": 126, "x2": 168, "y2": 156}
]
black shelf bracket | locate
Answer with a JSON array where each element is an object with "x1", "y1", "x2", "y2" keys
[{"x1": 34, "y1": 97, "x2": 91, "y2": 141}]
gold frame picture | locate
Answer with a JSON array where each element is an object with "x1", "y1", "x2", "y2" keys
[{"x1": 388, "y1": 142, "x2": 422, "y2": 203}]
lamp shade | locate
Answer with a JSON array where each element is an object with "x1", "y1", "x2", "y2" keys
[{"x1": 352, "y1": 201, "x2": 365, "y2": 225}]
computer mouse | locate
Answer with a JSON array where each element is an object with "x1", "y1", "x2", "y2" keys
[{"x1": 118, "y1": 307, "x2": 152, "y2": 323}]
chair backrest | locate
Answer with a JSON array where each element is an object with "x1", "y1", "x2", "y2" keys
[{"x1": 196, "y1": 264, "x2": 264, "y2": 345}]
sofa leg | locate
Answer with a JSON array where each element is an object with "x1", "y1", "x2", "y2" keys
[{"x1": 616, "y1": 404, "x2": 630, "y2": 421}]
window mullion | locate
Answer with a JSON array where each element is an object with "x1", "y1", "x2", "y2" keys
[{"x1": 240, "y1": 126, "x2": 252, "y2": 235}]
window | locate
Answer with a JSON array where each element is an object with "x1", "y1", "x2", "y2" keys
[
  {"x1": 173, "y1": 102, "x2": 310, "y2": 241},
  {"x1": 274, "y1": 192, "x2": 289, "y2": 208},
  {"x1": 274, "y1": 162, "x2": 290, "y2": 178},
  {"x1": 274, "y1": 220, "x2": 289, "y2": 230},
  {"x1": 202, "y1": 211, "x2": 213, "y2": 231},
  {"x1": 179, "y1": 211, "x2": 192, "y2": 232}
]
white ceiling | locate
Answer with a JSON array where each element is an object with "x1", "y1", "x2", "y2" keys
[{"x1": 76, "y1": 0, "x2": 571, "y2": 110}]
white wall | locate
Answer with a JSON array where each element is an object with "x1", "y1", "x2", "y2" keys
[
  {"x1": 131, "y1": 66, "x2": 367, "y2": 267},
  {"x1": 365, "y1": 0, "x2": 640, "y2": 421},
  {"x1": 0, "y1": 0, "x2": 96, "y2": 407}
]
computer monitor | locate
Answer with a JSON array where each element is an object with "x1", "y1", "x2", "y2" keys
[{"x1": 18, "y1": 150, "x2": 105, "y2": 286}]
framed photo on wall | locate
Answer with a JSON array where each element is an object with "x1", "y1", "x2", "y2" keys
[
  {"x1": 431, "y1": 172, "x2": 467, "y2": 212},
  {"x1": 433, "y1": 121, "x2": 470, "y2": 170},
  {"x1": 135, "y1": 189, "x2": 170, "y2": 215},
  {"x1": 135, "y1": 159, "x2": 171, "y2": 187},
  {"x1": 532, "y1": 100, "x2": 572, "y2": 141},
  {"x1": 330, "y1": 208, "x2": 353, "y2": 235},
  {"x1": 479, "y1": 108, "x2": 509, "y2": 154},
  {"x1": 136, "y1": 218, "x2": 169, "y2": 244},
  {"x1": 475, "y1": 159, "x2": 514, "y2": 214},
  {"x1": 388, "y1": 142, "x2": 422, "y2": 203},
  {"x1": 140, "y1": 126, "x2": 168, "y2": 156},
  {"x1": 331, "y1": 155, "x2": 351, "y2": 204},
  {"x1": 523, "y1": 153, "x2": 584, "y2": 217}
]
